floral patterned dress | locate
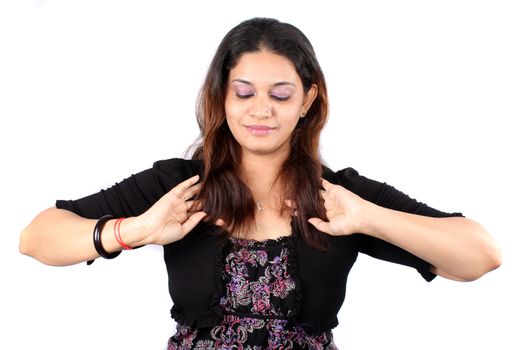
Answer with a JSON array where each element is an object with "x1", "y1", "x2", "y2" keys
[{"x1": 167, "y1": 236, "x2": 338, "y2": 349}]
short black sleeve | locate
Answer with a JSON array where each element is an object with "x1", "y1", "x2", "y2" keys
[
  {"x1": 55, "y1": 158, "x2": 202, "y2": 219},
  {"x1": 326, "y1": 167, "x2": 464, "y2": 282}
]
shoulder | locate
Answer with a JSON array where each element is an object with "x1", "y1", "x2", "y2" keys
[
  {"x1": 136, "y1": 158, "x2": 203, "y2": 191},
  {"x1": 322, "y1": 165, "x2": 384, "y2": 202},
  {"x1": 152, "y1": 157, "x2": 203, "y2": 178},
  {"x1": 322, "y1": 165, "x2": 359, "y2": 182},
  {"x1": 323, "y1": 165, "x2": 464, "y2": 217}
]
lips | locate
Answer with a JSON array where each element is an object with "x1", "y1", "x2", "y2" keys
[{"x1": 244, "y1": 125, "x2": 277, "y2": 136}]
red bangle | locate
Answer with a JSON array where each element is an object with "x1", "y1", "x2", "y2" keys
[{"x1": 113, "y1": 217, "x2": 132, "y2": 250}]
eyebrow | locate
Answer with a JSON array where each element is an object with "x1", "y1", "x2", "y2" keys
[{"x1": 231, "y1": 79, "x2": 296, "y2": 88}]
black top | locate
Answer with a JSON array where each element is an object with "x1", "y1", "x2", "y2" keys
[
  {"x1": 55, "y1": 158, "x2": 463, "y2": 334},
  {"x1": 167, "y1": 236, "x2": 339, "y2": 349}
]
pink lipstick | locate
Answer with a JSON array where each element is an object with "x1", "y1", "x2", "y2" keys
[{"x1": 245, "y1": 125, "x2": 276, "y2": 136}]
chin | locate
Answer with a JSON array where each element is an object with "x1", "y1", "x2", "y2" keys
[
  {"x1": 242, "y1": 143, "x2": 290, "y2": 157},
  {"x1": 247, "y1": 147, "x2": 275, "y2": 155}
]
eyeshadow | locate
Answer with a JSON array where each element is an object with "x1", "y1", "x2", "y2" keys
[{"x1": 271, "y1": 85, "x2": 295, "y2": 98}]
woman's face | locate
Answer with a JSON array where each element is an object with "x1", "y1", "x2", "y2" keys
[{"x1": 224, "y1": 50, "x2": 317, "y2": 158}]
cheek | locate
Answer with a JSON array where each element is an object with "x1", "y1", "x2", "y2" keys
[
  {"x1": 278, "y1": 98, "x2": 304, "y2": 117},
  {"x1": 280, "y1": 104, "x2": 303, "y2": 122},
  {"x1": 224, "y1": 97, "x2": 245, "y2": 123},
  {"x1": 224, "y1": 102, "x2": 244, "y2": 140},
  {"x1": 284, "y1": 117, "x2": 301, "y2": 133}
]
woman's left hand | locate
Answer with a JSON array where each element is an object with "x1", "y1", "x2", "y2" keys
[{"x1": 308, "y1": 179, "x2": 368, "y2": 236}]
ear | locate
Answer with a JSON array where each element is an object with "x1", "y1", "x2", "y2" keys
[{"x1": 301, "y1": 84, "x2": 318, "y2": 117}]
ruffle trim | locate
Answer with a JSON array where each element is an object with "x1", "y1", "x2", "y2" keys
[
  {"x1": 287, "y1": 235, "x2": 337, "y2": 335},
  {"x1": 170, "y1": 307, "x2": 223, "y2": 328},
  {"x1": 210, "y1": 236, "x2": 228, "y2": 321},
  {"x1": 170, "y1": 233, "x2": 228, "y2": 328},
  {"x1": 228, "y1": 235, "x2": 289, "y2": 250},
  {"x1": 285, "y1": 234, "x2": 302, "y2": 320},
  {"x1": 296, "y1": 317, "x2": 339, "y2": 335}
]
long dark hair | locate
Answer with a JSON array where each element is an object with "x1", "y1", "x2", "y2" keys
[{"x1": 192, "y1": 17, "x2": 329, "y2": 249}]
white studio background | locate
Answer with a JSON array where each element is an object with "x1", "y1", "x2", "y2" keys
[{"x1": 1, "y1": 1, "x2": 523, "y2": 349}]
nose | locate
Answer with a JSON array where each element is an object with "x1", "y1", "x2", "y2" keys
[{"x1": 249, "y1": 97, "x2": 272, "y2": 119}]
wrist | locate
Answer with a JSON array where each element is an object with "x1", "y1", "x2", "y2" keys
[
  {"x1": 119, "y1": 216, "x2": 147, "y2": 246},
  {"x1": 357, "y1": 200, "x2": 382, "y2": 236},
  {"x1": 100, "y1": 217, "x2": 145, "y2": 253}
]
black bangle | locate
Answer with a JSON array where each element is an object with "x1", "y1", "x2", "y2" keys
[{"x1": 93, "y1": 214, "x2": 121, "y2": 260}]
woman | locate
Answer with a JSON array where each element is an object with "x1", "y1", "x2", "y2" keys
[{"x1": 20, "y1": 17, "x2": 501, "y2": 349}]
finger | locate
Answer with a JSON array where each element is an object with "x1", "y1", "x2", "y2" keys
[
  {"x1": 181, "y1": 211, "x2": 207, "y2": 235},
  {"x1": 284, "y1": 200, "x2": 299, "y2": 216},
  {"x1": 180, "y1": 182, "x2": 202, "y2": 201},
  {"x1": 284, "y1": 199, "x2": 296, "y2": 209},
  {"x1": 308, "y1": 217, "x2": 332, "y2": 235},
  {"x1": 320, "y1": 178, "x2": 335, "y2": 191},
  {"x1": 185, "y1": 200, "x2": 203, "y2": 212},
  {"x1": 201, "y1": 215, "x2": 225, "y2": 227},
  {"x1": 173, "y1": 210, "x2": 190, "y2": 224},
  {"x1": 171, "y1": 175, "x2": 200, "y2": 196}
]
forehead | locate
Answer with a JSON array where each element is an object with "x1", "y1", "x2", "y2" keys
[{"x1": 228, "y1": 50, "x2": 302, "y2": 87}]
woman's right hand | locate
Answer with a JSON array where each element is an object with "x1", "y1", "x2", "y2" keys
[
  {"x1": 20, "y1": 174, "x2": 207, "y2": 266},
  {"x1": 133, "y1": 175, "x2": 207, "y2": 246}
]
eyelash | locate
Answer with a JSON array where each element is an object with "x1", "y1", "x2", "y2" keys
[
  {"x1": 236, "y1": 94, "x2": 254, "y2": 99},
  {"x1": 236, "y1": 94, "x2": 290, "y2": 101}
]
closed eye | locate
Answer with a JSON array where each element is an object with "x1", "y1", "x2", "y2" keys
[
  {"x1": 236, "y1": 93, "x2": 255, "y2": 99},
  {"x1": 271, "y1": 95, "x2": 290, "y2": 101}
]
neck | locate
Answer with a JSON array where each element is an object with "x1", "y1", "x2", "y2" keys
[{"x1": 240, "y1": 149, "x2": 289, "y2": 203}]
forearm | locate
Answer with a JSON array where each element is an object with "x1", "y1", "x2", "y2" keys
[
  {"x1": 19, "y1": 207, "x2": 143, "y2": 266},
  {"x1": 361, "y1": 202, "x2": 501, "y2": 281}
]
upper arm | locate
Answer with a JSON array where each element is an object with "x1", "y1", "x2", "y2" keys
[
  {"x1": 331, "y1": 167, "x2": 463, "y2": 217},
  {"x1": 330, "y1": 167, "x2": 464, "y2": 282},
  {"x1": 55, "y1": 158, "x2": 201, "y2": 219}
]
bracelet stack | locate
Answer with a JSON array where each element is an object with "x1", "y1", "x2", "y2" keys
[
  {"x1": 93, "y1": 214, "x2": 121, "y2": 260},
  {"x1": 113, "y1": 217, "x2": 132, "y2": 250}
]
